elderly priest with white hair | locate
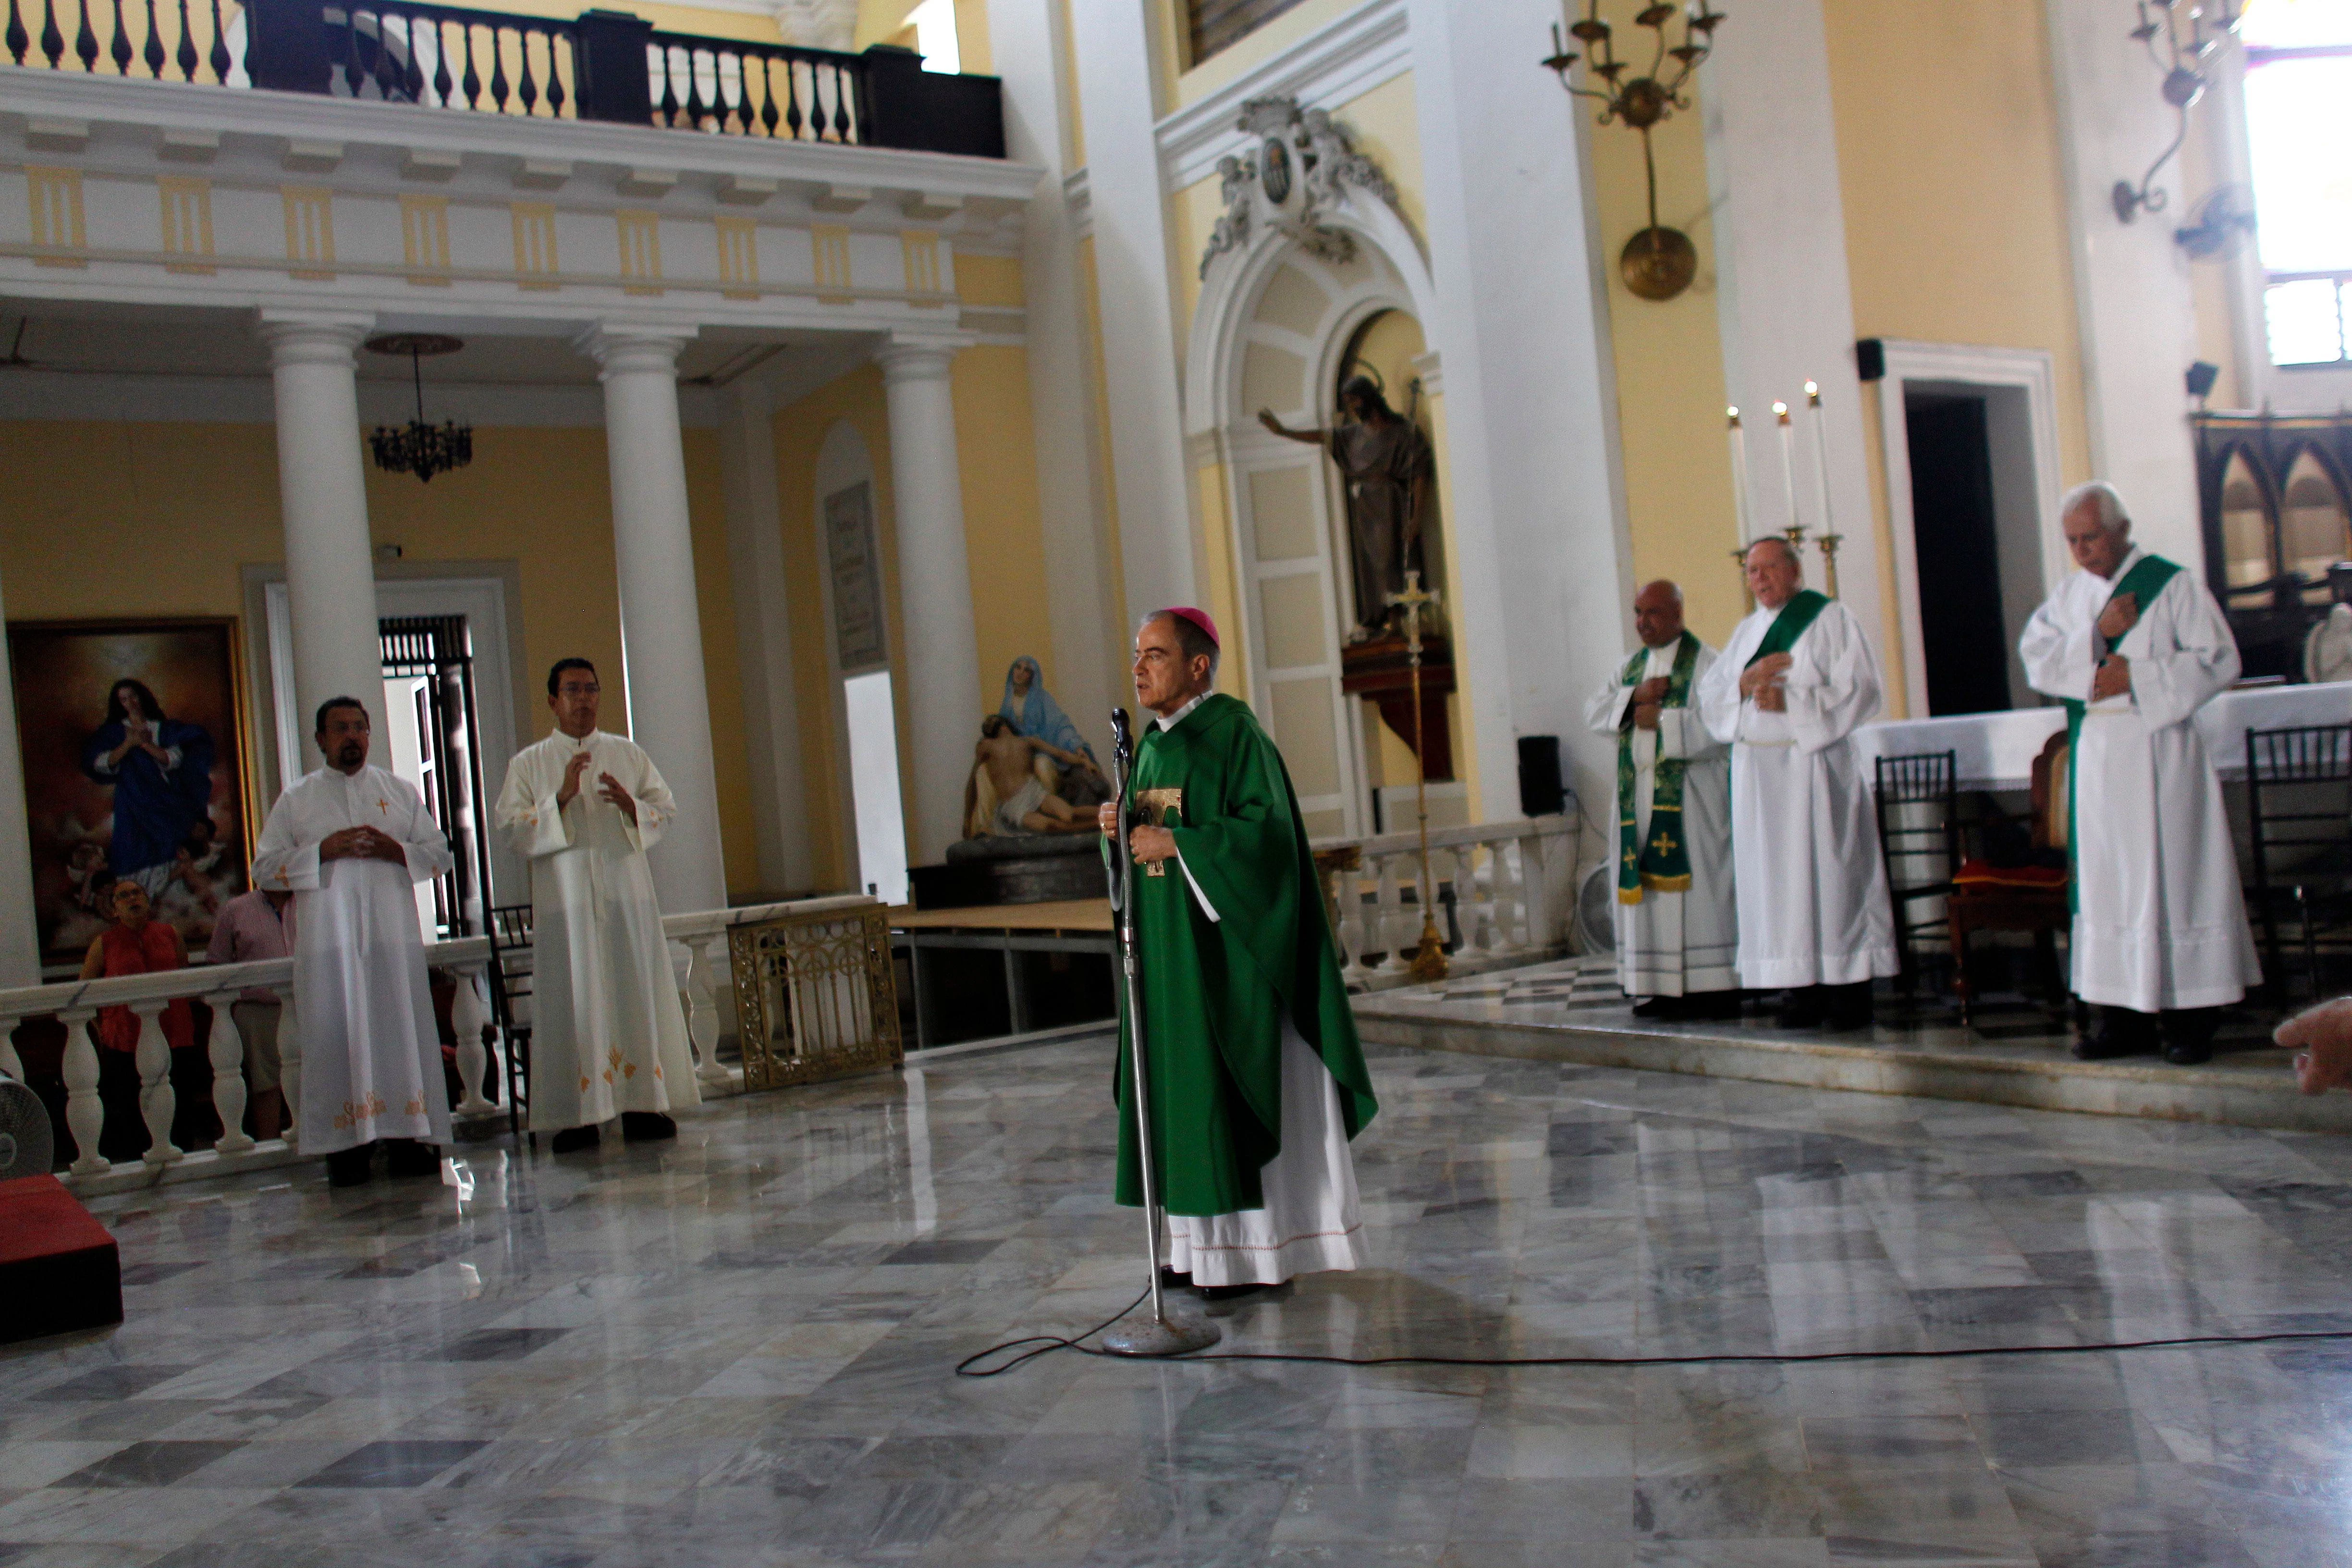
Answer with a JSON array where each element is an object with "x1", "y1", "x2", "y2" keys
[
  {"x1": 2020, "y1": 481, "x2": 2260, "y2": 1065},
  {"x1": 1583, "y1": 578, "x2": 1739, "y2": 1018},
  {"x1": 1697, "y1": 538, "x2": 1898, "y2": 1030}
]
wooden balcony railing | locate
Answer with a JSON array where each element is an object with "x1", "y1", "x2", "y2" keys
[{"x1": 0, "y1": 0, "x2": 1004, "y2": 157}]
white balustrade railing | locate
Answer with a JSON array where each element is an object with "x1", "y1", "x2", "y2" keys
[
  {"x1": 1311, "y1": 815, "x2": 1578, "y2": 991},
  {"x1": 0, "y1": 892, "x2": 876, "y2": 1192}
]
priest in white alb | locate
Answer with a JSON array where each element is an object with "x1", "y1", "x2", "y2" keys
[
  {"x1": 1583, "y1": 578, "x2": 1739, "y2": 1018},
  {"x1": 2020, "y1": 482, "x2": 2260, "y2": 1064},
  {"x1": 1697, "y1": 538, "x2": 1898, "y2": 1030},
  {"x1": 250, "y1": 697, "x2": 455, "y2": 1188},
  {"x1": 495, "y1": 658, "x2": 700, "y2": 1152}
]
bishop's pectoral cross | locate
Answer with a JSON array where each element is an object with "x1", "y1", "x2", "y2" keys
[{"x1": 1383, "y1": 569, "x2": 1449, "y2": 982}]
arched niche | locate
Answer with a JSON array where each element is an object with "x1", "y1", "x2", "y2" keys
[
  {"x1": 1185, "y1": 189, "x2": 1449, "y2": 840},
  {"x1": 2280, "y1": 445, "x2": 2352, "y2": 598},
  {"x1": 2217, "y1": 446, "x2": 2275, "y2": 592}
]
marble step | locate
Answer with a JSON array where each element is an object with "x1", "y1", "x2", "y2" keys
[{"x1": 1356, "y1": 991, "x2": 2352, "y2": 1135}]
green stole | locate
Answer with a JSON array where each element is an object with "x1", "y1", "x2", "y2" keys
[
  {"x1": 2058, "y1": 552, "x2": 2182, "y2": 911},
  {"x1": 1616, "y1": 631, "x2": 1702, "y2": 905},
  {"x1": 1744, "y1": 589, "x2": 1831, "y2": 669}
]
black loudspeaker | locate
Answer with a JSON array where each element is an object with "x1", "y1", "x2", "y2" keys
[
  {"x1": 2186, "y1": 360, "x2": 2220, "y2": 399},
  {"x1": 1518, "y1": 735, "x2": 1565, "y2": 819},
  {"x1": 1855, "y1": 338, "x2": 1886, "y2": 382}
]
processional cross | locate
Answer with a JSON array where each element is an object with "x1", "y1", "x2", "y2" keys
[{"x1": 1384, "y1": 569, "x2": 1449, "y2": 983}]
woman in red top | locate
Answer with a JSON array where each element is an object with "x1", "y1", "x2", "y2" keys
[
  {"x1": 77, "y1": 880, "x2": 200, "y2": 1163},
  {"x1": 80, "y1": 881, "x2": 196, "y2": 1053}
]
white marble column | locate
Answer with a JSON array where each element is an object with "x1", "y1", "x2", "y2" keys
[
  {"x1": 988, "y1": 0, "x2": 1121, "y2": 743},
  {"x1": 578, "y1": 323, "x2": 729, "y2": 917},
  {"x1": 877, "y1": 335, "x2": 981, "y2": 866},
  {"x1": 1067, "y1": 0, "x2": 1199, "y2": 616},
  {"x1": 259, "y1": 310, "x2": 383, "y2": 756},
  {"x1": 0, "y1": 551, "x2": 37, "y2": 987}
]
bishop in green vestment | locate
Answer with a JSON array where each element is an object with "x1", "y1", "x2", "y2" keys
[{"x1": 1100, "y1": 608, "x2": 1380, "y2": 1290}]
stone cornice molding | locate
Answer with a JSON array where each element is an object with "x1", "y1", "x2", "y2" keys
[
  {"x1": 0, "y1": 69, "x2": 1043, "y2": 212},
  {"x1": 1154, "y1": 0, "x2": 1408, "y2": 191}
]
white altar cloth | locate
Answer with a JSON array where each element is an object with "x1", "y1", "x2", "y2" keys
[{"x1": 1850, "y1": 682, "x2": 2352, "y2": 791}]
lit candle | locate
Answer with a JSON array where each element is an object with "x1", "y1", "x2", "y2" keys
[
  {"x1": 1773, "y1": 401, "x2": 1799, "y2": 537},
  {"x1": 1804, "y1": 380, "x2": 1836, "y2": 537},
  {"x1": 1726, "y1": 405, "x2": 1751, "y2": 542}
]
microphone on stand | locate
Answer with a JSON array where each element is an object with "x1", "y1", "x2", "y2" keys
[{"x1": 1099, "y1": 704, "x2": 1217, "y2": 1358}]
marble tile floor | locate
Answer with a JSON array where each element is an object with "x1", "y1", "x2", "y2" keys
[
  {"x1": 1357, "y1": 958, "x2": 2348, "y2": 1134},
  {"x1": 8, "y1": 1030, "x2": 2352, "y2": 1567}
]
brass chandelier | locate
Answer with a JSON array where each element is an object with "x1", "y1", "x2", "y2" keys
[
  {"x1": 1543, "y1": 0, "x2": 1727, "y2": 302},
  {"x1": 365, "y1": 333, "x2": 473, "y2": 484}
]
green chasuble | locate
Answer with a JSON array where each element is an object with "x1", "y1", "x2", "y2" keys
[{"x1": 1113, "y1": 693, "x2": 1380, "y2": 1217}]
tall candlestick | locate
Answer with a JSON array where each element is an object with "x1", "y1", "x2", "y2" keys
[
  {"x1": 1726, "y1": 406, "x2": 1752, "y2": 542},
  {"x1": 1805, "y1": 380, "x2": 1843, "y2": 599},
  {"x1": 1773, "y1": 401, "x2": 1801, "y2": 540},
  {"x1": 1804, "y1": 380, "x2": 1837, "y2": 538}
]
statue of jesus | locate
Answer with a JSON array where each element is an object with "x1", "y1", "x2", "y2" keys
[{"x1": 1258, "y1": 375, "x2": 1434, "y2": 641}]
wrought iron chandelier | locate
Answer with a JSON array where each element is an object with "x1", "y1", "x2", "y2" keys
[
  {"x1": 365, "y1": 333, "x2": 473, "y2": 484},
  {"x1": 2113, "y1": 0, "x2": 2242, "y2": 223},
  {"x1": 1543, "y1": 0, "x2": 1727, "y2": 302}
]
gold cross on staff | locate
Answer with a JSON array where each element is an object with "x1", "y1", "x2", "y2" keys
[
  {"x1": 1383, "y1": 567, "x2": 1449, "y2": 981},
  {"x1": 1385, "y1": 569, "x2": 1441, "y2": 653}
]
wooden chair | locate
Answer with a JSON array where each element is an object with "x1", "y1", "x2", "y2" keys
[
  {"x1": 484, "y1": 902, "x2": 536, "y2": 1142},
  {"x1": 1946, "y1": 730, "x2": 2072, "y2": 1028},
  {"x1": 1873, "y1": 751, "x2": 1958, "y2": 999},
  {"x1": 2245, "y1": 723, "x2": 2352, "y2": 1003}
]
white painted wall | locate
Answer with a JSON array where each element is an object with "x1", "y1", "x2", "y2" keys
[
  {"x1": 1406, "y1": 0, "x2": 1634, "y2": 825},
  {"x1": 1701, "y1": 0, "x2": 1887, "y2": 675},
  {"x1": 2045, "y1": 0, "x2": 2207, "y2": 574}
]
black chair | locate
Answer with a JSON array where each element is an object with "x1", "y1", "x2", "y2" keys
[
  {"x1": 484, "y1": 902, "x2": 536, "y2": 1142},
  {"x1": 2245, "y1": 723, "x2": 2352, "y2": 1003},
  {"x1": 1874, "y1": 751, "x2": 1960, "y2": 1000}
]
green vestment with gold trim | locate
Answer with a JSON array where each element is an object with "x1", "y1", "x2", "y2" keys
[{"x1": 1112, "y1": 693, "x2": 1380, "y2": 1217}]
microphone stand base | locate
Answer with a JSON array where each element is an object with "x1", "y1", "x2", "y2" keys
[{"x1": 1102, "y1": 1311, "x2": 1222, "y2": 1358}]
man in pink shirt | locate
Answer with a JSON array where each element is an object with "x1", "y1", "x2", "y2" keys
[{"x1": 206, "y1": 887, "x2": 293, "y2": 1141}]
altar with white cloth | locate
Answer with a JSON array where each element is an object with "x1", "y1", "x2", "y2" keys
[{"x1": 1850, "y1": 682, "x2": 2352, "y2": 789}]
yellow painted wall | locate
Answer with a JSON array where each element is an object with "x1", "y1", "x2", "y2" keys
[
  {"x1": 0, "y1": 418, "x2": 765, "y2": 899},
  {"x1": 1334, "y1": 73, "x2": 1424, "y2": 243},
  {"x1": 1575, "y1": 4, "x2": 1742, "y2": 651},
  {"x1": 1821, "y1": 0, "x2": 2095, "y2": 714}
]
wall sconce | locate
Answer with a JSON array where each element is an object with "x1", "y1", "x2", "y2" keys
[
  {"x1": 2114, "y1": 0, "x2": 2242, "y2": 224},
  {"x1": 1542, "y1": 1, "x2": 1726, "y2": 302}
]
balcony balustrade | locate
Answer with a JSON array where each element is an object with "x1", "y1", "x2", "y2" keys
[
  {"x1": 0, "y1": 0, "x2": 1002, "y2": 156},
  {"x1": 1316, "y1": 815, "x2": 1578, "y2": 991},
  {"x1": 0, "y1": 893, "x2": 876, "y2": 1194}
]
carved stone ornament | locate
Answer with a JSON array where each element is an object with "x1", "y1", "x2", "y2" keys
[{"x1": 1198, "y1": 96, "x2": 1406, "y2": 280}]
